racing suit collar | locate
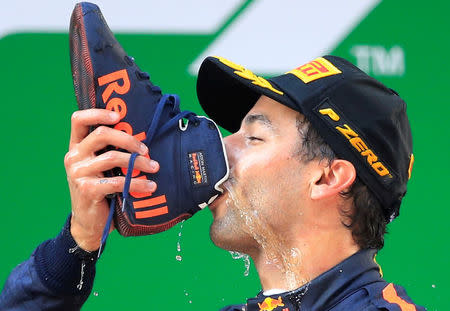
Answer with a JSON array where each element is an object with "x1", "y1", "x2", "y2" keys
[{"x1": 246, "y1": 248, "x2": 382, "y2": 311}]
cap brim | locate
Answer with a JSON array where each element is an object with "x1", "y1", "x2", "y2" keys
[{"x1": 196, "y1": 57, "x2": 295, "y2": 133}]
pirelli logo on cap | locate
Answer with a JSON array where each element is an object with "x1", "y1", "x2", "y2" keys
[
  {"x1": 316, "y1": 99, "x2": 394, "y2": 183},
  {"x1": 288, "y1": 57, "x2": 342, "y2": 83}
]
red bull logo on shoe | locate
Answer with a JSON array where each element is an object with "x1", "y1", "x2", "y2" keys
[
  {"x1": 258, "y1": 296, "x2": 285, "y2": 311},
  {"x1": 287, "y1": 57, "x2": 342, "y2": 83},
  {"x1": 188, "y1": 151, "x2": 209, "y2": 186},
  {"x1": 98, "y1": 69, "x2": 170, "y2": 218}
]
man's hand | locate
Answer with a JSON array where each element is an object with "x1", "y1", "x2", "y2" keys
[{"x1": 64, "y1": 109, "x2": 160, "y2": 251}]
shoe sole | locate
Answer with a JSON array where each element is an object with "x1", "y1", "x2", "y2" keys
[{"x1": 69, "y1": 3, "x2": 96, "y2": 110}]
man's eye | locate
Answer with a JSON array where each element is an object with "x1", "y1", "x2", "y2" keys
[{"x1": 246, "y1": 136, "x2": 263, "y2": 142}]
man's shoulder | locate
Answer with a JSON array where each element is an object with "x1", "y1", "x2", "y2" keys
[
  {"x1": 332, "y1": 281, "x2": 426, "y2": 311},
  {"x1": 219, "y1": 304, "x2": 245, "y2": 311},
  {"x1": 218, "y1": 281, "x2": 426, "y2": 311}
]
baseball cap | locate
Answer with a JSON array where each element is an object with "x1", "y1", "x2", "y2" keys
[{"x1": 196, "y1": 55, "x2": 414, "y2": 222}]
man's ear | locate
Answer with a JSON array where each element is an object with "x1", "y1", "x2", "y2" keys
[{"x1": 310, "y1": 159, "x2": 356, "y2": 200}]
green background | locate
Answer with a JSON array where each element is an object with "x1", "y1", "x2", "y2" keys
[{"x1": 0, "y1": 1, "x2": 448, "y2": 310}]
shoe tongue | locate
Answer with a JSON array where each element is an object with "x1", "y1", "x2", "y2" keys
[
  {"x1": 113, "y1": 115, "x2": 229, "y2": 237},
  {"x1": 182, "y1": 116, "x2": 229, "y2": 209}
]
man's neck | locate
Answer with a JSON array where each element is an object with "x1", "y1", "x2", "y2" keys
[{"x1": 252, "y1": 226, "x2": 360, "y2": 292}]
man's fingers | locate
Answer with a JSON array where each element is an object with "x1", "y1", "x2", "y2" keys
[
  {"x1": 79, "y1": 176, "x2": 157, "y2": 198},
  {"x1": 69, "y1": 109, "x2": 120, "y2": 148},
  {"x1": 98, "y1": 176, "x2": 157, "y2": 195},
  {"x1": 70, "y1": 151, "x2": 159, "y2": 177},
  {"x1": 77, "y1": 125, "x2": 148, "y2": 156}
]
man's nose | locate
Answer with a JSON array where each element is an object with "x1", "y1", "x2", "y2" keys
[{"x1": 223, "y1": 133, "x2": 241, "y2": 169}]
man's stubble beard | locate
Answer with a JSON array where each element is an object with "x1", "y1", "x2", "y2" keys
[
  {"x1": 209, "y1": 176, "x2": 281, "y2": 257},
  {"x1": 208, "y1": 166, "x2": 309, "y2": 290},
  {"x1": 209, "y1": 178, "x2": 258, "y2": 254}
]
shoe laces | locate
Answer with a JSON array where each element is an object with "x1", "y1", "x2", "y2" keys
[{"x1": 97, "y1": 83, "x2": 198, "y2": 257}]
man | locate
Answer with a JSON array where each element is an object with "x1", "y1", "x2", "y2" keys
[{"x1": 0, "y1": 55, "x2": 425, "y2": 310}]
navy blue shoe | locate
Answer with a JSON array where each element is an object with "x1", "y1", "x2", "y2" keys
[{"x1": 69, "y1": 2, "x2": 229, "y2": 243}]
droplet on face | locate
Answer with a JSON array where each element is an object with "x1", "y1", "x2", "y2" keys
[{"x1": 224, "y1": 182, "x2": 306, "y2": 288}]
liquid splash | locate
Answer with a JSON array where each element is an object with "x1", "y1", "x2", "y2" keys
[
  {"x1": 229, "y1": 251, "x2": 251, "y2": 276},
  {"x1": 224, "y1": 181, "x2": 308, "y2": 290},
  {"x1": 175, "y1": 220, "x2": 185, "y2": 262},
  {"x1": 184, "y1": 289, "x2": 193, "y2": 304}
]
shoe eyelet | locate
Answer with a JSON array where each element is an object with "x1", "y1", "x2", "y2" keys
[
  {"x1": 208, "y1": 122, "x2": 215, "y2": 130},
  {"x1": 124, "y1": 55, "x2": 134, "y2": 66},
  {"x1": 94, "y1": 43, "x2": 103, "y2": 53},
  {"x1": 136, "y1": 71, "x2": 150, "y2": 80}
]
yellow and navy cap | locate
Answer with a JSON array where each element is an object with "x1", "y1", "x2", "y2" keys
[{"x1": 196, "y1": 55, "x2": 414, "y2": 222}]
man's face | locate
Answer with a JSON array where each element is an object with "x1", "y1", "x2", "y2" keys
[{"x1": 209, "y1": 96, "x2": 315, "y2": 256}]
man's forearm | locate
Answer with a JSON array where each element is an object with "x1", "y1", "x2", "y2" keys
[{"x1": 0, "y1": 216, "x2": 98, "y2": 310}]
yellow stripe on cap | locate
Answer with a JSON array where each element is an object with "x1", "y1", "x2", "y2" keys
[
  {"x1": 214, "y1": 56, "x2": 283, "y2": 95},
  {"x1": 408, "y1": 154, "x2": 414, "y2": 180},
  {"x1": 287, "y1": 57, "x2": 342, "y2": 83}
]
